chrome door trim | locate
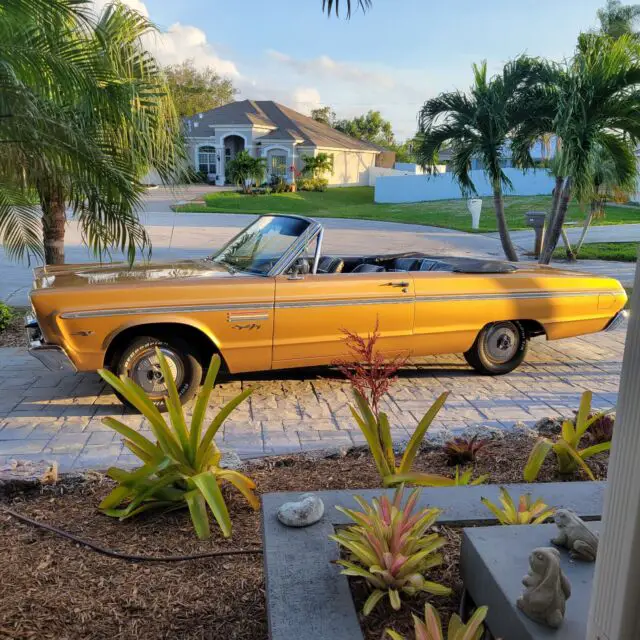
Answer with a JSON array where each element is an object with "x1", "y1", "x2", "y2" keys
[
  {"x1": 227, "y1": 312, "x2": 270, "y2": 322},
  {"x1": 60, "y1": 302, "x2": 273, "y2": 320},
  {"x1": 275, "y1": 296, "x2": 412, "y2": 309},
  {"x1": 415, "y1": 290, "x2": 612, "y2": 303}
]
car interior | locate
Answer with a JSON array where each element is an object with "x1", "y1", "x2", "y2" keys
[{"x1": 305, "y1": 254, "x2": 518, "y2": 275}]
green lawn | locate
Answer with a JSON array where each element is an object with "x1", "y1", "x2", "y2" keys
[
  {"x1": 554, "y1": 242, "x2": 638, "y2": 262},
  {"x1": 174, "y1": 187, "x2": 640, "y2": 233}
]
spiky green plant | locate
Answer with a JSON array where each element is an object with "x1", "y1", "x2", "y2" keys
[
  {"x1": 524, "y1": 391, "x2": 612, "y2": 481},
  {"x1": 481, "y1": 487, "x2": 555, "y2": 525},
  {"x1": 330, "y1": 486, "x2": 452, "y2": 615},
  {"x1": 385, "y1": 466, "x2": 489, "y2": 488},
  {"x1": 386, "y1": 602, "x2": 488, "y2": 640},
  {"x1": 98, "y1": 350, "x2": 258, "y2": 539}
]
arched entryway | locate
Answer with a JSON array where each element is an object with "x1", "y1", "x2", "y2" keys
[{"x1": 220, "y1": 134, "x2": 246, "y2": 185}]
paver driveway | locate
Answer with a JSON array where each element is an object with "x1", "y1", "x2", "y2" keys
[{"x1": 0, "y1": 324, "x2": 625, "y2": 472}]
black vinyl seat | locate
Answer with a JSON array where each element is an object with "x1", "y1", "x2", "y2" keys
[
  {"x1": 420, "y1": 259, "x2": 455, "y2": 272},
  {"x1": 316, "y1": 257, "x2": 345, "y2": 273},
  {"x1": 352, "y1": 263, "x2": 385, "y2": 273},
  {"x1": 394, "y1": 258, "x2": 420, "y2": 271}
]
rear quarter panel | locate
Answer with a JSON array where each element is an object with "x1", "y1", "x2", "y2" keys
[{"x1": 412, "y1": 269, "x2": 626, "y2": 355}]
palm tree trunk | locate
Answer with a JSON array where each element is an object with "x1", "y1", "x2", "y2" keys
[
  {"x1": 39, "y1": 185, "x2": 66, "y2": 265},
  {"x1": 574, "y1": 199, "x2": 598, "y2": 257},
  {"x1": 542, "y1": 175, "x2": 564, "y2": 252},
  {"x1": 493, "y1": 186, "x2": 518, "y2": 262},
  {"x1": 539, "y1": 176, "x2": 572, "y2": 264}
]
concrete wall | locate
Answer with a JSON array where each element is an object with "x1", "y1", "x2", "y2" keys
[
  {"x1": 368, "y1": 165, "x2": 422, "y2": 187},
  {"x1": 375, "y1": 168, "x2": 556, "y2": 203}
]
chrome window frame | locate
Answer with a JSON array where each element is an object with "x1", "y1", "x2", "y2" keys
[{"x1": 267, "y1": 219, "x2": 323, "y2": 277}]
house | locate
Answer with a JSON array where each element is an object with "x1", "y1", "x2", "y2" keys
[{"x1": 183, "y1": 100, "x2": 381, "y2": 186}]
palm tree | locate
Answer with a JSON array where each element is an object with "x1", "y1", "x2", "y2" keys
[
  {"x1": 302, "y1": 153, "x2": 334, "y2": 178},
  {"x1": 416, "y1": 59, "x2": 539, "y2": 262},
  {"x1": 521, "y1": 34, "x2": 640, "y2": 264},
  {"x1": 322, "y1": 0, "x2": 371, "y2": 17},
  {"x1": 0, "y1": 0, "x2": 185, "y2": 265},
  {"x1": 226, "y1": 151, "x2": 266, "y2": 193},
  {"x1": 598, "y1": 0, "x2": 640, "y2": 39}
]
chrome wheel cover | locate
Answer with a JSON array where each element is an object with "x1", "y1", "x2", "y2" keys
[
  {"x1": 130, "y1": 347, "x2": 184, "y2": 395},
  {"x1": 484, "y1": 323, "x2": 519, "y2": 363}
]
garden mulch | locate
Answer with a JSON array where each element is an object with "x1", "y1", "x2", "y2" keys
[
  {"x1": 0, "y1": 433, "x2": 608, "y2": 640},
  {"x1": 0, "y1": 310, "x2": 25, "y2": 348}
]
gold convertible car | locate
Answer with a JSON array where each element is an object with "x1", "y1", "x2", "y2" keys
[{"x1": 27, "y1": 214, "x2": 627, "y2": 406}]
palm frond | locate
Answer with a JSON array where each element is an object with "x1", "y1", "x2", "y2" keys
[{"x1": 322, "y1": 0, "x2": 372, "y2": 17}]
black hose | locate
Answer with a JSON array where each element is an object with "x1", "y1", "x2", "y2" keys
[{"x1": 1, "y1": 506, "x2": 263, "y2": 562}]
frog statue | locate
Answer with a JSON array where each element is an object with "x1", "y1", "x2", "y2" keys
[
  {"x1": 551, "y1": 508, "x2": 599, "y2": 562},
  {"x1": 517, "y1": 547, "x2": 571, "y2": 629}
]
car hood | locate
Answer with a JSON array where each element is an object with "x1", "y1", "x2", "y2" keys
[{"x1": 32, "y1": 259, "x2": 235, "y2": 290}]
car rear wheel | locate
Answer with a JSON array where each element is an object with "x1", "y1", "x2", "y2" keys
[
  {"x1": 464, "y1": 321, "x2": 527, "y2": 375},
  {"x1": 113, "y1": 336, "x2": 202, "y2": 410}
]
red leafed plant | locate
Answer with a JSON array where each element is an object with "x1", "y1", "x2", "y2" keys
[
  {"x1": 442, "y1": 434, "x2": 489, "y2": 466},
  {"x1": 333, "y1": 319, "x2": 408, "y2": 417}
]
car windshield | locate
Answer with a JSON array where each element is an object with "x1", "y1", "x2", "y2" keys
[{"x1": 211, "y1": 215, "x2": 311, "y2": 275}]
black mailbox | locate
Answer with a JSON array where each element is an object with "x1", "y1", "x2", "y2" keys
[{"x1": 524, "y1": 211, "x2": 547, "y2": 257}]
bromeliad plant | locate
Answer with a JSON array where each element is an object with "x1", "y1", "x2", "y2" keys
[
  {"x1": 97, "y1": 350, "x2": 258, "y2": 540},
  {"x1": 335, "y1": 322, "x2": 450, "y2": 484},
  {"x1": 386, "y1": 603, "x2": 488, "y2": 640},
  {"x1": 385, "y1": 466, "x2": 489, "y2": 488},
  {"x1": 331, "y1": 486, "x2": 452, "y2": 615},
  {"x1": 481, "y1": 487, "x2": 555, "y2": 525},
  {"x1": 524, "y1": 391, "x2": 612, "y2": 481},
  {"x1": 443, "y1": 434, "x2": 489, "y2": 466}
]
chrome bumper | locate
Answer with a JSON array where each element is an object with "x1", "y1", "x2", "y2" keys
[
  {"x1": 25, "y1": 314, "x2": 76, "y2": 373},
  {"x1": 604, "y1": 310, "x2": 629, "y2": 332}
]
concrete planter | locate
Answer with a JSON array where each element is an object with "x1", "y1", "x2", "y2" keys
[{"x1": 262, "y1": 482, "x2": 605, "y2": 640}]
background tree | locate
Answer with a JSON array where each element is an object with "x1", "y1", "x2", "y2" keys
[
  {"x1": 164, "y1": 59, "x2": 237, "y2": 118},
  {"x1": 334, "y1": 110, "x2": 395, "y2": 146},
  {"x1": 416, "y1": 59, "x2": 539, "y2": 262},
  {"x1": 0, "y1": 0, "x2": 185, "y2": 265},
  {"x1": 597, "y1": 0, "x2": 640, "y2": 39},
  {"x1": 310, "y1": 106, "x2": 337, "y2": 126},
  {"x1": 225, "y1": 151, "x2": 265, "y2": 193}
]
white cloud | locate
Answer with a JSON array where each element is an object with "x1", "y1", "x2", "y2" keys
[
  {"x1": 92, "y1": 0, "x2": 149, "y2": 17},
  {"x1": 291, "y1": 87, "x2": 322, "y2": 114},
  {"x1": 144, "y1": 24, "x2": 240, "y2": 77}
]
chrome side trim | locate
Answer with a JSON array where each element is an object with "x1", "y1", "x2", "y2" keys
[
  {"x1": 415, "y1": 290, "x2": 612, "y2": 303},
  {"x1": 276, "y1": 297, "x2": 411, "y2": 309},
  {"x1": 60, "y1": 302, "x2": 273, "y2": 320},
  {"x1": 227, "y1": 313, "x2": 269, "y2": 322},
  {"x1": 604, "y1": 310, "x2": 628, "y2": 332}
]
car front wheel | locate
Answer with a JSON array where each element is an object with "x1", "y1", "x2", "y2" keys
[
  {"x1": 113, "y1": 336, "x2": 202, "y2": 410},
  {"x1": 464, "y1": 321, "x2": 527, "y2": 375}
]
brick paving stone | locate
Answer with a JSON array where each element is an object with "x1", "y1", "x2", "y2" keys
[{"x1": 0, "y1": 324, "x2": 628, "y2": 471}]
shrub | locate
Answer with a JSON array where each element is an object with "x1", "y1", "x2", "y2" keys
[
  {"x1": 0, "y1": 303, "x2": 13, "y2": 332},
  {"x1": 331, "y1": 486, "x2": 452, "y2": 615},
  {"x1": 442, "y1": 434, "x2": 489, "y2": 466},
  {"x1": 386, "y1": 602, "x2": 488, "y2": 640},
  {"x1": 336, "y1": 323, "x2": 460, "y2": 486},
  {"x1": 481, "y1": 487, "x2": 555, "y2": 525},
  {"x1": 270, "y1": 175, "x2": 291, "y2": 193},
  {"x1": 98, "y1": 350, "x2": 258, "y2": 539},
  {"x1": 524, "y1": 390, "x2": 612, "y2": 481},
  {"x1": 226, "y1": 151, "x2": 266, "y2": 193},
  {"x1": 296, "y1": 176, "x2": 328, "y2": 191}
]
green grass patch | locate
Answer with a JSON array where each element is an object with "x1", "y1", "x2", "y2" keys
[
  {"x1": 174, "y1": 187, "x2": 640, "y2": 233},
  {"x1": 554, "y1": 242, "x2": 638, "y2": 262}
]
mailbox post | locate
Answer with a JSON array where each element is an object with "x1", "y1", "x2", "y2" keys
[{"x1": 524, "y1": 211, "x2": 547, "y2": 258}]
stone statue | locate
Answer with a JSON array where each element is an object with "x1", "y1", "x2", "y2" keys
[
  {"x1": 517, "y1": 547, "x2": 571, "y2": 628},
  {"x1": 551, "y1": 509, "x2": 599, "y2": 562}
]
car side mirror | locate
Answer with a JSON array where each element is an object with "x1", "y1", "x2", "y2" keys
[{"x1": 288, "y1": 257, "x2": 310, "y2": 280}]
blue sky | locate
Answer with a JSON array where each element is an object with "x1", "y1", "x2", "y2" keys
[{"x1": 100, "y1": 0, "x2": 607, "y2": 138}]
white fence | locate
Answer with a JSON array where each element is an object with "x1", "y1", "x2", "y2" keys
[{"x1": 374, "y1": 168, "x2": 557, "y2": 203}]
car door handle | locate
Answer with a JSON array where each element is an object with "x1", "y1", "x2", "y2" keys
[{"x1": 383, "y1": 281, "x2": 410, "y2": 288}]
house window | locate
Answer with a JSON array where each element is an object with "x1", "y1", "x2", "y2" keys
[
  {"x1": 270, "y1": 154, "x2": 288, "y2": 178},
  {"x1": 198, "y1": 146, "x2": 217, "y2": 174}
]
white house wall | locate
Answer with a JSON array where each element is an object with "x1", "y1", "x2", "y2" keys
[{"x1": 318, "y1": 149, "x2": 376, "y2": 187}]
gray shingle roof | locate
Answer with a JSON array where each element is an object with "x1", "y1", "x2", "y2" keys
[{"x1": 184, "y1": 100, "x2": 380, "y2": 152}]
